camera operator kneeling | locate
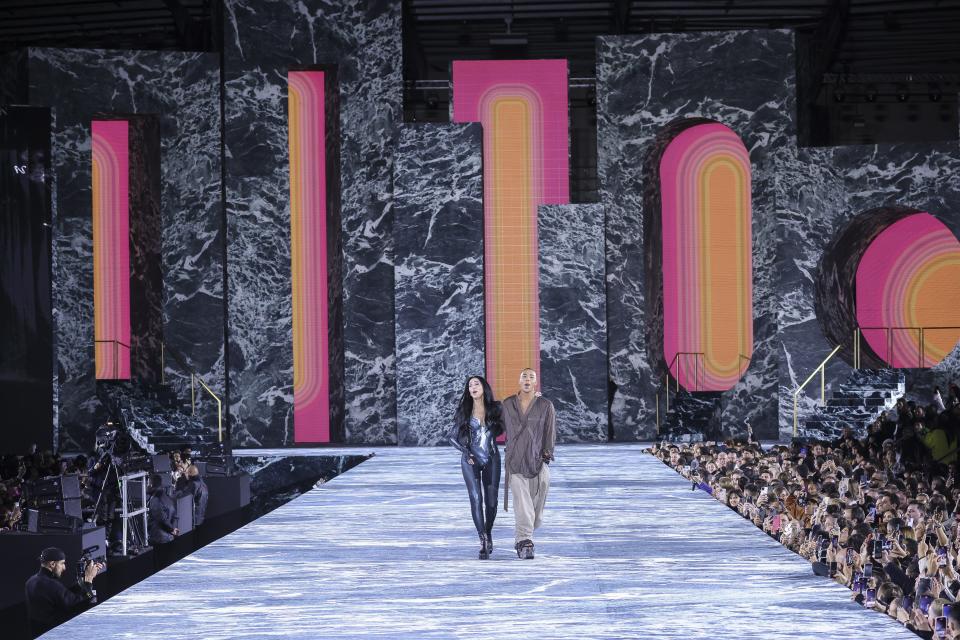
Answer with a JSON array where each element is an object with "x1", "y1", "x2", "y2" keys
[{"x1": 25, "y1": 547, "x2": 103, "y2": 636}]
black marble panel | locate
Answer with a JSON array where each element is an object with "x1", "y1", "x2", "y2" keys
[
  {"x1": 128, "y1": 116, "x2": 163, "y2": 384},
  {"x1": 393, "y1": 123, "x2": 484, "y2": 446},
  {"x1": 224, "y1": 0, "x2": 401, "y2": 446},
  {"x1": 23, "y1": 48, "x2": 223, "y2": 451},
  {"x1": 597, "y1": 30, "x2": 794, "y2": 441},
  {"x1": 0, "y1": 106, "x2": 54, "y2": 453},
  {"x1": 538, "y1": 204, "x2": 608, "y2": 442}
]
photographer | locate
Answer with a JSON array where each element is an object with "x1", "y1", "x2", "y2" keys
[{"x1": 24, "y1": 547, "x2": 103, "y2": 636}]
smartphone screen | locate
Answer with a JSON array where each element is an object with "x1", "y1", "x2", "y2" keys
[
  {"x1": 829, "y1": 561, "x2": 838, "y2": 577},
  {"x1": 935, "y1": 616, "x2": 946, "y2": 637},
  {"x1": 863, "y1": 563, "x2": 873, "y2": 578},
  {"x1": 772, "y1": 514, "x2": 782, "y2": 532},
  {"x1": 945, "y1": 604, "x2": 953, "y2": 618},
  {"x1": 846, "y1": 548, "x2": 857, "y2": 565},
  {"x1": 902, "y1": 596, "x2": 914, "y2": 611},
  {"x1": 920, "y1": 594, "x2": 935, "y2": 614},
  {"x1": 865, "y1": 588, "x2": 877, "y2": 606},
  {"x1": 872, "y1": 539, "x2": 884, "y2": 559}
]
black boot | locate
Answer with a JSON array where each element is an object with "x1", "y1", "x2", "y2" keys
[
  {"x1": 485, "y1": 529, "x2": 493, "y2": 555},
  {"x1": 478, "y1": 532, "x2": 490, "y2": 560}
]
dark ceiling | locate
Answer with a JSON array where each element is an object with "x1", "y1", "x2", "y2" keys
[{"x1": 1, "y1": 0, "x2": 958, "y2": 147}]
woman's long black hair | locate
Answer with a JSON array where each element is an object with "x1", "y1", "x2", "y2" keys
[{"x1": 453, "y1": 375, "x2": 503, "y2": 442}]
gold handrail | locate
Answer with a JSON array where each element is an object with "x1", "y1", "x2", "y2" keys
[
  {"x1": 792, "y1": 344, "x2": 842, "y2": 437},
  {"x1": 192, "y1": 374, "x2": 223, "y2": 443},
  {"x1": 162, "y1": 341, "x2": 223, "y2": 443},
  {"x1": 855, "y1": 325, "x2": 960, "y2": 369}
]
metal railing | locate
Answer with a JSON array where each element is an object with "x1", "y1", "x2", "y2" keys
[
  {"x1": 162, "y1": 342, "x2": 224, "y2": 443},
  {"x1": 94, "y1": 339, "x2": 130, "y2": 379},
  {"x1": 854, "y1": 326, "x2": 960, "y2": 369},
  {"x1": 792, "y1": 344, "x2": 843, "y2": 437},
  {"x1": 655, "y1": 352, "x2": 751, "y2": 435}
]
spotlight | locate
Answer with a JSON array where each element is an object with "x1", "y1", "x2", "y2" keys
[
  {"x1": 929, "y1": 83, "x2": 942, "y2": 102},
  {"x1": 833, "y1": 88, "x2": 845, "y2": 103},
  {"x1": 865, "y1": 85, "x2": 878, "y2": 102},
  {"x1": 896, "y1": 85, "x2": 909, "y2": 102}
]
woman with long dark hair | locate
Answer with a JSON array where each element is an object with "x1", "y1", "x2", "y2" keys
[{"x1": 449, "y1": 375, "x2": 503, "y2": 559}]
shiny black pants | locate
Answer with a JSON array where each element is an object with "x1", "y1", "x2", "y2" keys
[{"x1": 461, "y1": 451, "x2": 501, "y2": 535}]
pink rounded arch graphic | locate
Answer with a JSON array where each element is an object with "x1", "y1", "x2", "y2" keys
[
  {"x1": 660, "y1": 122, "x2": 753, "y2": 391},
  {"x1": 856, "y1": 212, "x2": 960, "y2": 368}
]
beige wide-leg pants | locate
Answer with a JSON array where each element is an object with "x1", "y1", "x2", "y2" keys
[{"x1": 510, "y1": 464, "x2": 550, "y2": 544}]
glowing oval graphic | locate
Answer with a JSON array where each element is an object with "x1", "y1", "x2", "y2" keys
[
  {"x1": 856, "y1": 212, "x2": 960, "y2": 368},
  {"x1": 661, "y1": 122, "x2": 753, "y2": 391}
]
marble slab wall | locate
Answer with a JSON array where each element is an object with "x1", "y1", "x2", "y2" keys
[
  {"x1": 782, "y1": 142, "x2": 960, "y2": 439},
  {"x1": 393, "y1": 124, "x2": 484, "y2": 446},
  {"x1": 128, "y1": 116, "x2": 164, "y2": 384},
  {"x1": 597, "y1": 30, "x2": 795, "y2": 441},
  {"x1": 539, "y1": 204, "x2": 609, "y2": 441},
  {"x1": 224, "y1": 0, "x2": 401, "y2": 447},
  {"x1": 23, "y1": 48, "x2": 223, "y2": 451}
]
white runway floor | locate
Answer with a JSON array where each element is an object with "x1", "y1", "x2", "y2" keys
[{"x1": 45, "y1": 444, "x2": 915, "y2": 639}]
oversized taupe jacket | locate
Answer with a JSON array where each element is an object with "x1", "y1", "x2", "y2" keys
[{"x1": 502, "y1": 394, "x2": 556, "y2": 478}]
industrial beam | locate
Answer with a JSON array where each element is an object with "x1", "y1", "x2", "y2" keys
[{"x1": 796, "y1": 0, "x2": 851, "y2": 146}]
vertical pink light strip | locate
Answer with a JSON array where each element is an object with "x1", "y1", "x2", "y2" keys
[
  {"x1": 452, "y1": 59, "x2": 569, "y2": 401},
  {"x1": 660, "y1": 122, "x2": 753, "y2": 391},
  {"x1": 92, "y1": 120, "x2": 131, "y2": 379},
  {"x1": 289, "y1": 71, "x2": 330, "y2": 442}
]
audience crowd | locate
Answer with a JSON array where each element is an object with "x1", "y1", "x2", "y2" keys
[{"x1": 653, "y1": 387, "x2": 960, "y2": 639}]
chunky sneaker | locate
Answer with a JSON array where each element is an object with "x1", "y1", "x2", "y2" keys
[
  {"x1": 485, "y1": 530, "x2": 493, "y2": 555},
  {"x1": 515, "y1": 539, "x2": 534, "y2": 559}
]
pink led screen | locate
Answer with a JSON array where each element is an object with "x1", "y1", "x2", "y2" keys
[
  {"x1": 660, "y1": 122, "x2": 753, "y2": 391},
  {"x1": 288, "y1": 71, "x2": 330, "y2": 442},
  {"x1": 856, "y1": 212, "x2": 960, "y2": 368},
  {"x1": 452, "y1": 59, "x2": 569, "y2": 401},
  {"x1": 92, "y1": 120, "x2": 131, "y2": 380}
]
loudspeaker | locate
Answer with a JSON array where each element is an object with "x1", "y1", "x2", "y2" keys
[
  {"x1": 27, "y1": 474, "x2": 81, "y2": 499},
  {"x1": 29, "y1": 496, "x2": 81, "y2": 518},
  {"x1": 24, "y1": 509, "x2": 83, "y2": 533}
]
